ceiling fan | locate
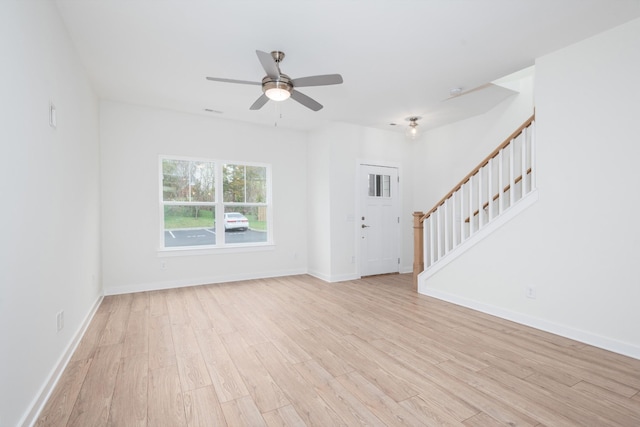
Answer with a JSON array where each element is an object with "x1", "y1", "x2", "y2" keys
[{"x1": 206, "y1": 50, "x2": 343, "y2": 111}]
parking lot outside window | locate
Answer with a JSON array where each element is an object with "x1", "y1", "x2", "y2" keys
[{"x1": 160, "y1": 156, "x2": 271, "y2": 250}]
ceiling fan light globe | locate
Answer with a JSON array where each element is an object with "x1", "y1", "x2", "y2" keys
[{"x1": 265, "y1": 87, "x2": 291, "y2": 101}]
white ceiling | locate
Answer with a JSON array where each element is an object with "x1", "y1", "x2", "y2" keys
[{"x1": 55, "y1": 0, "x2": 640, "y2": 133}]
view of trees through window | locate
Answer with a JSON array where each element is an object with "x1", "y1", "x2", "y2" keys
[{"x1": 161, "y1": 157, "x2": 269, "y2": 248}]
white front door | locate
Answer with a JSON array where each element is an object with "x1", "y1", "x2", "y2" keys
[{"x1": 360, "y1": 164, "x2": 400, "y2": 276}]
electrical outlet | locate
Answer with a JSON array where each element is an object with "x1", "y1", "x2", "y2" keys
[
  {"x1": 56, "y1": 311, "x2": 64, "y2": 332},
  {"x1": 525, "y1": 286, "x2": 536, "y2": 299},
  {"x1": 160, "y1": 261, "x2": 167, "y2": 270}
]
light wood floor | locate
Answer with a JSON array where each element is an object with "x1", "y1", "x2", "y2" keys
[{"x1": 36, "y1": 274, "x2": 640, "y2": 426}]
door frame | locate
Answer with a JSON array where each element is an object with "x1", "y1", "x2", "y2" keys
[{"x1": 355, "y1": 159, "x2": 403, "y2": 278}]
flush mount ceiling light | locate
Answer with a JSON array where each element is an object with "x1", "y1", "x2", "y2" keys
[{"x1": 405, "y1": 116, "x2": 421, "y2": 139}]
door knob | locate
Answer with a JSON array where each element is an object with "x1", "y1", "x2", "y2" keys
[{"x1": 361, "y1": 224, "x2": 370, "y2": 228}]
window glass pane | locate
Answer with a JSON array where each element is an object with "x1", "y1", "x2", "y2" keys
[
  {"x1": 224, "y1": 206, "x2": 268, "y2": 244},
  {"x1": 246, "y1": 166, "x2": 267, "y2": 203},
  {"x1": 223, "y1": 164, "x2": 245, "y2": 202},
  {"x1": 382, "y1": 175, "x2": 391, "y2": 197},
  {"x1": 162, "y1": 159, "x2": 214, "y2": 202},
  {"x1": 368, "y1": 174, "x2": 391, "y2": 197},
  {"x1": 163, "y1": 205, "x2": 216, "y2": 247},
  {"x1": 163, "y1": 159, "x2": 191, "y2": 201},
  {"x1": 368, "y1": 174, "x2": 376, "y2": 197},
  {"x1": 190, "y1": 161, "x2": 215, "y2": 202}
]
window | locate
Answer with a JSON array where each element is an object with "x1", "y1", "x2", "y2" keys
[
  {"x1": 160, "y1": 156, "x2": 271, "y2": 249},
  {"x1": 368, "y1": 173, "x2": 391, "y2": 197}
]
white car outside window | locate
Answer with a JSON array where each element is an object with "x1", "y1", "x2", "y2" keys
[{"x1": 224, "y1": 212, "x2": 249, "y2": 231}]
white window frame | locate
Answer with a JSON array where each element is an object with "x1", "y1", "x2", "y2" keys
[{"x1": 158, "y1": 155, "x2": 273, "y2": 253}]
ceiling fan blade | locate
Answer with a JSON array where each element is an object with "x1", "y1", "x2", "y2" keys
[
  {"x1": 206, "y1": 77, "x2": 261, "y2": 85},
  {"x1": 291, "y1": 90, "x2": 323, "y2": 111},
  {"x1": 291, "y1": 74, "x2": 343, "y2": 87},
  {"x1": 249, "y1": 94, "x2": 269, "y2": 110},
  {"x1": 256, "y1": 50, "x2": 280, "y2": 79}
]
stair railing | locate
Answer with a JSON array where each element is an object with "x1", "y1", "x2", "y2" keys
[{"x1": 413, "y1": 114, "x2": 536, "y2": 289}]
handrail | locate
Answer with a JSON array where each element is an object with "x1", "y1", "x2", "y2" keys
[
  {"x1": 464, "y1": 168, "x2": 532, "y2": 222},
  {"x1": 420, "y1": 114, "x2": 535, "y2": 223}
]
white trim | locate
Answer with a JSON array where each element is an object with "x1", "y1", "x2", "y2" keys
[
  {"x1": 21, "y1": 295, "x2": 103, "y2": 427},
  {"x1": 158, "y1": 243, "x2": 275, "y2": 257},
  {"x1": 104, "y1": 269, "x2": 307, "y2": 295},
  {"x1": 307, "y1": 270, "x2": 360, "y2": 283},
  {"x1": 424, "y1": 189, "x2": 539, "y2": 279},
  {"x1": 418, "y1": 286, "x2": 640, "y2": 360}
]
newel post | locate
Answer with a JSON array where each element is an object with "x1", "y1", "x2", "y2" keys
[{"x1": 412, "y1": 211, "x2": 425, "y2": 291}]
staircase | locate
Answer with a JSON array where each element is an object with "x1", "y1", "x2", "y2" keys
[{"x1": 413, "y1": 114, "x2": 537, "y2": 288}]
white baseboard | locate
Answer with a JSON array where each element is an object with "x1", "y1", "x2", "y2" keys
[
  {"x1": 21, "y1": 294, "x2": 104, "y2": 427},
  {"x1": 418, "y1": 285, "x2": 640, "y2": 360},
  {"x1": 104, "y1": 268, "x2": 308, "y2": 295},
  {"x1": 307, "y1": 270, "x2": 359, "y2": 283}
]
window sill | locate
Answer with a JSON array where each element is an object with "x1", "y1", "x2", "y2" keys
[{"x1": 157, "y1": 243, "x2": 275, "y2": 257}]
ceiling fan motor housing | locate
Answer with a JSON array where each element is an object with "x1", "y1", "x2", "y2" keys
[{"x1": 262, "y1": 74, "x2": 293, "y2": 96}]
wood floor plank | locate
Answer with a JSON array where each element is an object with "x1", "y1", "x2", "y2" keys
[
  {"x1": 571, "y1": 380, "x2": 640, "y2": 424},
  {"x1": 194, "y1": 328, "x2": 249, "y2": 402},
  {"x1": 523, "y1": 370, "x2": 640, "y2": 426},
  {"x1": 398, "y1": 394, "x2": 466, "y2": 427},
  {"x1": 176, "y1": 352, "x2": 212, "y2": 391},
  {"x1": 262, "y1": 404, "x2": 307, "y2": 427},
  {"x1": 148, "y1": 314, "x2": 176, "y2": 370},
  {"x1": 250, "y1": 341, "x2": 347, "y2": 426},
  {"x1": 462, "y1": 411, "x2": 506, "y2": 427},
  {"x1": 438, "y1": 360, "x2": 573, "y2": 426},
  {"x1": 35, "y1": 358, "x2": 92, "y2": 427},
  {"x1": 336, "y1": 371, "x2": 428, "y2": 426},
  {"x1": 70, "y1": 311, "x2": 109, "y2": 361},
  {"x1": 35, "y1": 274, "x2": 640, "y2": 427},
  {"x1": 220, "y1": 331, "x2": 290, "y2": 413},
  {"x1": 293, "y1": 359, "x2": 386, "y2": 426},
  {"x1": 67, "y1": 343, "x2": 122, "y2": 427},
  {"x1": 149, "y1": 290, "x2": 168, "y2": 317},
  {"x1": 108, "y1": 353, "x2": 148, "y2": 427},
  {"x1": 220, "y1": 395, "x2": 267, "y2": 427},
  {"x1": 285, "y1": 327, "x2": 354, "y2": 377},
  {"x1": 183, "y1": 385, "x2": 227, "y2": 427},
  {"x1": 148, "y1": 364, "x2": 187, "y2": 427}
]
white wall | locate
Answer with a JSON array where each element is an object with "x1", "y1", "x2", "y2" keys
[
  {"x1": 418, "y1": 18, "x2": 640, "y2": 358},
  {"x1": 307, "y1": 128, "x2": 333, "y2": 279},
  {"x1": 0, "y1": 2, "x2": 102, "y2": 426},
  {"x1": 100, "y1": 102, "x2": 308, "y2": 294},
  {"x1": 307, "y1": 122, "x2": 413, "y2": 281}
]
